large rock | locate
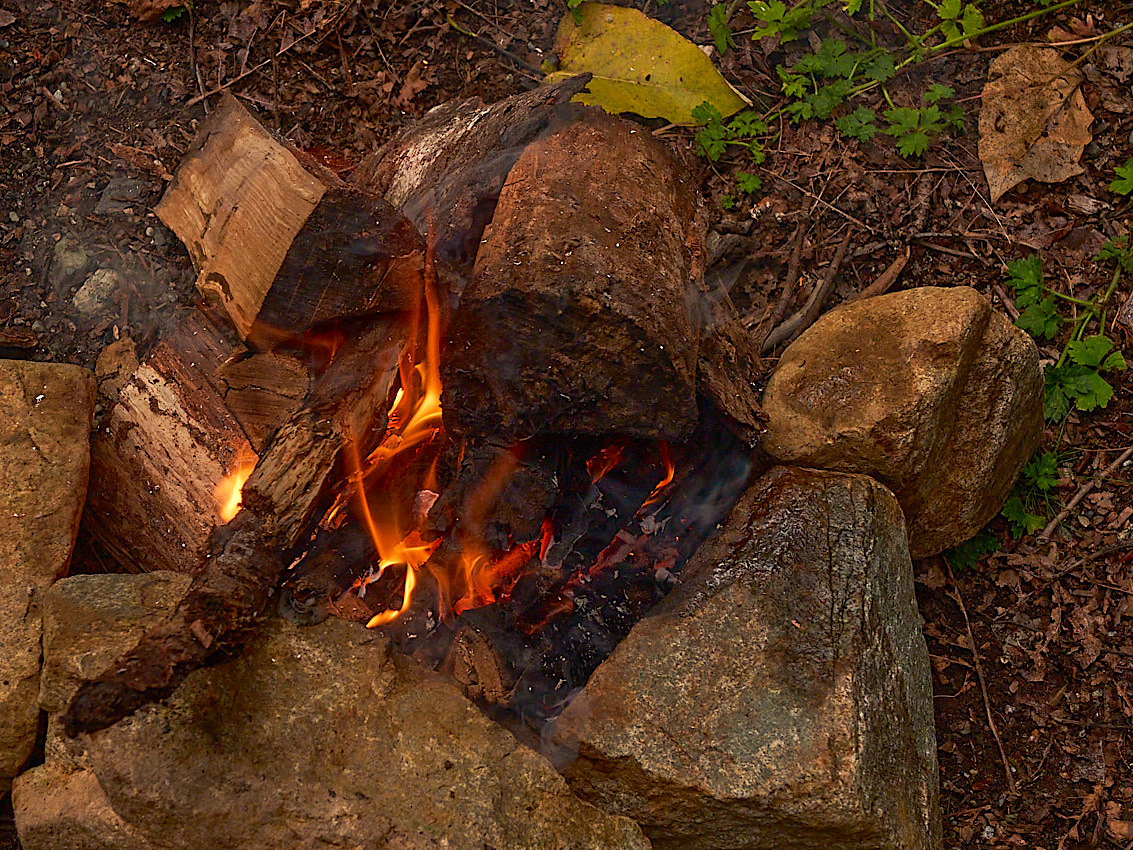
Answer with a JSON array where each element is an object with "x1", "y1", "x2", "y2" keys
[
  {"x1": 18, "y1": 604, "x2": 649, "y2": 850},
  {"x1": 0, "y1": 359, "x2": 95, "y2": 792},
  {"x1": 552, "y1": 466, "x2": 940, "y2": 850},
  {"x1": 761, "y1": 286, "x2": 1042, "y2": 557}
]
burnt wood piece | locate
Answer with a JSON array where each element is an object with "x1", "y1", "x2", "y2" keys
[
  {"x1": 157, "y1": 94, "x2": 426, "y2": 347},
  {"x1": 62, "y1": 316, "x2": 411, "y2": 736},
  {"x1": 82, "y1": 310, "x2": 254, "y2": 574},
  {"x1": 246, "y1": 187, "x2": 428, "y2": 351},
  {"x1": 353, "y1": 75, "x2": 591, "y2": 275},
  {"x1": 441, "y1": 111, "x2": 703, "y2": 441},
  {"x1": 217, "y1": 351, "x2": 309, "y2": 452}
]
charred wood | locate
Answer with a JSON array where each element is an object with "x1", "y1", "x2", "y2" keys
[{"x1": 442, "y1": 111, "x2": 704, "y2": 442}]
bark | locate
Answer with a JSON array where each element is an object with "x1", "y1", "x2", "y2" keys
[{"x1": 441, "y1": 111, "x2": 703, "y2": 441}]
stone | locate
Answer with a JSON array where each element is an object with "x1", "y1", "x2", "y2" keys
[
  {"x1": 38, "y1": 572, "x2": 192, "y2": 714},
  {"x1": 72, "y1": 269, "x2": 122, "y2": 317},
  {"x1": 24, "y1": 613, "x2": 648, "y2": 850},
  {"x1": 13, "y1": 764, "x2": 156, "y2": 850},
  {"x1": 0, "y1": 360, "x2": 95, "y2": 793},
  {"x1": 552, "y1": 466, "x2": 940, "y2": 850},
  {"x1": 50, "y1": 235, "x2": 90, "y2": 288},
  {"x1": 761, "y1": 286, "x2": 1042, "y2": 557},
  {"x1": 94, "y1": 178, "x2": 150, "y2": 215}
]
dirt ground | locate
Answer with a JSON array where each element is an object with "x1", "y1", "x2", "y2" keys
[{"x1": 2, "y1": 0, "x2": 1133, "y2": 847}]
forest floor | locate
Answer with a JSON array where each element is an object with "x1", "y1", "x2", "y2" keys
[{"x1": 2, "y1": 0, "x2": 1133, "y2": 847}]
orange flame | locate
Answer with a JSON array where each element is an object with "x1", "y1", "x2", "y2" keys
[
  {"x1": 642, "y1": 442, "x2": 675, "y2": 507},
  {"x1": 215, "y1": 445, "x2": 258, "y2": 522},
  {"x1": 586, "y1": 441, "x2": 628, "y2": 483},
  {"x1": 346, "y1": 244, "x2": 445, "y2": 628}
]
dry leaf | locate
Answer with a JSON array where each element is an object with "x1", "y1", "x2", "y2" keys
[
  {"x1": 545, "y1": 2, "x2": 749, "y2": 124},
  {"x1": 396, "y1": 59, "x2": 431, "y2": 108},
  {"x1": 978, "y1": 46, "x2": 1094, "y2": 202},
  {"x1": 1099, "y1": 45, "x2": 1133, "y2": 82},
  {"x1": 0, "y1": 10, "x2": 15, "y2": 26}
]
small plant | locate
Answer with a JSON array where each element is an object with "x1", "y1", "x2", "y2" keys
[
  {"x1": 160, "y1": 2, "x2": 190, "y2": 22},
  {"x1": 1000, "y1": 451, "x2": 1060, "y2": 537},
  {"x1": 935, "y1": 0, "x2": 985, "y2": 45},
  {"x1": 708, "y1": 4, "x2": 736, "y2": 54},
  {"x1": 882, "y1": 84, "x2": 963, "y2": 157},
  {"x1": 943, "y1": 529, "x2": 1000, "y2": 570},
  {"x1": 748, "y1": 0, "x2": 831, "y2": 43},
  {"x1": 1112, "y1": 158, "x2": 1133, "y2": 195}
]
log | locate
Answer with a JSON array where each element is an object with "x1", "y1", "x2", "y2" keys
[
  {"x1": 354, "y1": 75, "x2": 591, "y2": 275},
  {"x1": 217, "y1": 350, "x2": 309, "y2": 452},
  {"x1": 441, "y1": 111, "x2": 703, "y2": 441},
  {"x1": 82, "y1": 310, "x2": 255, "y2": 574},
  {"x1": 157, "y1": 93, "x2": 427, "y2": 348}
]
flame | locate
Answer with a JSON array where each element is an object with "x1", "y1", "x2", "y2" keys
[
  {"x1": 347, "y1": 242, "x2": 446, "y2": 628},
  {"x1": 642, "y1": 442, "x2": 675, "y2": 507},
  {"x1": 215, "y1": 445, "x2": 258, "y2": 522},
  {"x1": 587, "y1": 441, "x2": 628, "y2": 483}
]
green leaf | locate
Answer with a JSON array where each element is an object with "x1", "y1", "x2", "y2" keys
[
  {"x1": 1001, "y1": 494, "x2": 1046, "y2": 538},
  {"x1": 938, "y1": 0, "x2": 962, "y2": 19},
  {"x1": 944, "y1": 530, "x2": 1000, "y2": 571},
  {"x1": 736, "y1": 171, "x2": 763, "y2": 194},
  {"x1": 1072, "y1": 370, "x2": 1114, "y2": 411},
  {"x1": 862, "y1": 52, "x2": 896, "y2": 83},
  {"x1": 1102, "y1": 350, "x2": 1127, "y2": 371},
  {"x1": 748, "y1": 0, "x2": 816, "y2": 42},
  {"x1": 721, "y1": 194, "x2": 736, "y2": 210},
  {"x1": 835, "y1": 106, "x2": 878, "y2": 141},
  {"x1": 1016, "y1": 294, "x2": 1063, "y2": 339},
  {"x1": 1006, "y1": 253, "x2": 1042, "y2": 294},
  {"x1": 924, "y1": 83, "x2": 954, "y2": 105},
  {"x1": 1111, "y1": 158, "x2": 1133, "y2": 195},
  {"x1": 961, "y1": 3, "x2": 985, "y2": 37},
  {"x1": 895, "y1": 130, "x2": 930, "y2": 157},
  {"x1": 547, "y1": 3, "x2": 750, "y2": 124},
  {"x1": 728, "y1": 110, "x2": 767, "y2": 137},
  {"x1": 1097, "y1": 236, "x2": 1133, "y2": 272},
  {"x1": 1066, "y1": 335, "x2": 1115, "y2": 369},
  {"x1": 883, "y1": 106, "x2": 920, "y2": 132},
  {"x1": 708, "y1": 4, "x2": 735, "y2": 55},
  {"x1": 843, "y1": 0, "x2": 863, "y2": 13},
  {"x1": 1022, "y1": 451, "x2": 1059, "y2": 492}
]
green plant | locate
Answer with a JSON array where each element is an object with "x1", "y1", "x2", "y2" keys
[
  {"x1": 708, "y1": 4, "x2": 735, "y2": 54},
  {"x1": 748, "y1": 0, "x2": 832, "y2": 43},
  {"x1": 1112, "y1": 158, "x2": 1133, "y2": 196},
  {"x1": 882, "y1": 84, "x2": 963, "y2": 157},
  {"x1": 935, "y1": 0, "x2": 985, "y2": 45},
  {"x1": 943, "y1": 529, "x2": 1000, "y2": 570},
  {"x1": 1000, "y1": 451, "x2": 1060, "y2": 537},
  {"x1": 160, "y1": 2, "x2": 190, "y2": 22}
]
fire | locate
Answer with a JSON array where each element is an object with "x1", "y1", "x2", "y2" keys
[
  {"x1": 215, "y1": 446, "x2": 258, "y2": 522},
  {"x1": 642, "y1": 442, "x2": 675, "y2": 506}
]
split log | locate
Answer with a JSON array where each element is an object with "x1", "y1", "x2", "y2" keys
[
  {"x1": 82, "y1": 310, "x2": 254, "y2": 574},
  {"x1": 216, "y1": 350, "x2": 308, "y2": 452},
  {"x1": 441, "y1": 111, "x2": 703, "y2": 441},
  {"x1": 157, "y1": 93, "x2": 428, "y2": 349},
  {"x1": 354, "y1": 75, "x2": 591, "y2": 274},
  {"x1": 62, "y1": 315, "x2": 410, "y2": 737}
]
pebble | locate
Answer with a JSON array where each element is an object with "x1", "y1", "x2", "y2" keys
[{"x1": 7, "y1": 211, "x2": 18, "y2": 223}]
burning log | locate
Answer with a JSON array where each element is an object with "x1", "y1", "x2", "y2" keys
[
  {"x1": 82, "y1": 310, "x2": 256, "y2": 574},
  {"x1": 442, "y1": 111, "x2": 704, "y2": 441}
]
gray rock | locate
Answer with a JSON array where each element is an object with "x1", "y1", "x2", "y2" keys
[
  {"x1": 73, "y1": 269, "x2": 122, "y2": 317},
  {"x1": 761, "y1": 286, "x2": 1042, "y2": 557},
  {"x1": 552, "y1": 466, "x2": 940, "y2": 850},
  {"x1": 30, "y1": 615, "x2": 648, "y2": 850},
  {"x1": 95, "y1": 178, "x2": 150, "y2": 216},
  {"x1": 0, "y1": 360, "x2": 95, "y2": 792},
  {"x1": 38, "y1": 572, "x2": 191, "y2": 714},
  {"x1": 50, "y1": 235, "x2": 90, "y2": 288}
]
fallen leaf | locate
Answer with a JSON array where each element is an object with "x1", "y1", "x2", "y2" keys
[
  {"x1": 978, "y1": 46, "x2": 1094, "y2": 202},
  {"x1": 1099, "y1": 45, "x2": 1133, "y2": 82},
  {"x1": 0, "y1": 10, "x2": 14, "y2": 26},
  {"x1": 396, "y1": 59, "x2": 431, "y2": 108},
  {"x1": 545, "y1": 2, "x2": 749, "y2": 124}
]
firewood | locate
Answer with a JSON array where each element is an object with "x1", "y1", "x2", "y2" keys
[
  {"x1": 441, "y1": 111, "x2": 703, "y2": 441},
  {"x1": 63, "y1": 315, "x2": 411, "y2": 737},
  {"x1": 82, "y1": 310, "x2": 253, "y2": 574},
  {"x1": 156, "y1": 94, "x2": 426, "y2": 348},
  {"x1": 354, "y1": 75, "x2": 591, "y2": 275},
  {"x1": 217, "y1": 351, "x2": 309, "y2": 452}
]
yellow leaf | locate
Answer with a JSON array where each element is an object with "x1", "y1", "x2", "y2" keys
[{"x1": 545, "y1": 2, "x2": 749, "y2": 125}]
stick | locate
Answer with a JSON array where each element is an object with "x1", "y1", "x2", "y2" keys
[
  {"x1": 1040, "y1": 444, "x2": 1133, "y2": 539},
  {"x1": 749, "y1": 208, "x2": 809, "y2": 334},
  {"x1": 946, "y1": 560, "x2": 1018, "y2": 796},
  {"x1": 761, "y1": 228, "x2": 853, "y2": 353},
  {"x1": 849, "y1": 244, "x2": 910, "y2": 302}
]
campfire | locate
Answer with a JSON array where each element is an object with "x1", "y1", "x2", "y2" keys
[{"x1": 66, "y1": 78, "x2": 765, "y2": 738}]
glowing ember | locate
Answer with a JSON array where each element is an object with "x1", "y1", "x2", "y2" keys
[{"x1": 214, "y1": 446, "x2": 258, "y2": 522}]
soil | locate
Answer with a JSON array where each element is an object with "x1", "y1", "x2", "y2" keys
[{"x1": 2, "y1": 0, "x2": 1132, "y2": 847}]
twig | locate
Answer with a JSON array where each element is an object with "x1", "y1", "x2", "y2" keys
[
  {"x1": 188, "y1": 6, "x2": 209, "y2": 114},
  {"x1": 849, "y1": 244, "x2": 910, "y2": 302},
  {"x1": 749, "y1": 208, "x2": 809, "y2": 333},
  {"x1": 761, "y1": 228, "x2": 853, "y2": 353},
  {"x1": 40, "y1": 86, "x2": 68, "y2": 114},
  {"x1": 945, "y1": 561, "x2": 1018, "y2": 796},
  {"x1": 1040, "y1": 444, "x2": 1133, "y2": 539},
  {"x1": 762, "y1": 170, "x2": 877, "y2": 234},
  {"x1": 992, "y1": 283, "x2": 1020, "y2": 322}
]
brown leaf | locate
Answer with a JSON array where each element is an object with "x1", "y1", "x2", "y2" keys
[
  {"x1": 0, "y1": 10, "x2": 14, "y2": 26},
  {"x1": 396, "y1": 59, "x2": 431, "y2": 108},
  {"x1": 978, "y1": 46, "x2": 1094, "y2": 202}
]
